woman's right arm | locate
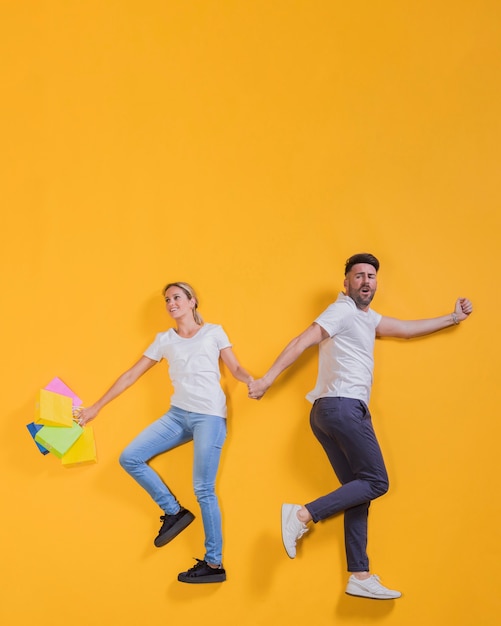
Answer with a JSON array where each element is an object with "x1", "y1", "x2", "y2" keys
[{"x1": 77, "y1": 356, "x2": 157, "y2": 425}]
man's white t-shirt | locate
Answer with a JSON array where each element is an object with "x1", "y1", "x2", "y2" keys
[
  {"x1": 144, "y1": 323, "x2": 232, "y2": 418},
  {"x1": 306, "y1": 293, "x2": 382, "y2": 406}
]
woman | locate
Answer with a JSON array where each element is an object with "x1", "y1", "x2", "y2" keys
[{"x1": 77, "y1": 282, "x2": 252, "y2": 584}]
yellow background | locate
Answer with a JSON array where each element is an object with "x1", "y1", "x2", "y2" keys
[{"x1": 1, "y1": 1, "x2": 500, "y2": 625}]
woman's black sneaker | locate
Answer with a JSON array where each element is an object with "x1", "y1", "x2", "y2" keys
[
  {"x1": 178, "y1": 559, "x2": 226, "y2": 584},
  {"x1": 154, "y1": 508, "x2": 195, "y2": 547}
]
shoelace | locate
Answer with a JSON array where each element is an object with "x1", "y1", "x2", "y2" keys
[
  {"x1": 364, "y1": 575, "x2": 379, "y2": 588},
  {"x1": 186, "y1": 558, "x2": 206, "y2": 572},
  {"x1": 357, "y1": 575, "x2": 388, "y2": 593},
  {"x1": 158, "y1": 514, "x2": 172, "y2": 528},
  {"x1": 296, "y1": 525, "x2": 309, "y2": 540},
  {"x1": 188, "y1": 558, "x2": 223, "y2": 573}
]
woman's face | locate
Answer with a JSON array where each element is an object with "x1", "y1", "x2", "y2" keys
[{"x1": 164, "y1": 285, "x2": 195, "y2": 320}]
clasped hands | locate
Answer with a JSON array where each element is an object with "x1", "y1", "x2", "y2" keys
[{"x1": 248, "y1": 377, "x2": 269, "y2": 400}]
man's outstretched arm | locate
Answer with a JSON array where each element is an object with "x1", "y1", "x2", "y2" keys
[
  {"x1": 376, "y1": 297, "x2": 473, "y2": 339},
  {"x1": 248, "y1": 322, "x2": 329, "y2": 399}
]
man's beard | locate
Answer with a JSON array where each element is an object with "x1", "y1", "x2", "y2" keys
[{"x1": 351, "y1": 289, "x2": 375, "y2": 309}]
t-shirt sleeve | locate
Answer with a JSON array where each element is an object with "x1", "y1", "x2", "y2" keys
[
  {"x1": 314, "y1": 303, "x2": 350, "y2": 337},
  {"x1": 371, "y1": 310, "x2": 383, "y2": 327},
  {"x1": 215, "y1": 325, "x2": 232, "y2": 350},
  {"x1": 143, "y1": 333, "x2": 164, "y2": 362}
]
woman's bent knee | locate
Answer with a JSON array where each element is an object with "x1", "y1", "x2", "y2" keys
[{"x1": 119, "y1": 449, "x2": 134, "y2": 471}]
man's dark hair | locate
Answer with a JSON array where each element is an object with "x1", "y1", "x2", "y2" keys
[{"x1": 344, "y1": 253, "x2": 380, "y2": 275}]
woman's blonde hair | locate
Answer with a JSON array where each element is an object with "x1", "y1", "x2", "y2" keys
[{"x1": 162, "y1": 282, "x2": 203, "y2": 325}]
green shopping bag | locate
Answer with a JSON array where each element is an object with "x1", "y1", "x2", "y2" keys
[{"x1": 35, "y1": 421, "x2": 83, "y2": 458}]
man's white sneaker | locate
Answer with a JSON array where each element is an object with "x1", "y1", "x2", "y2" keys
[
  {"x1": 345, "y1": 574, "x2": 402, "y2": 600},
  {"x1": 281, "y1": 503, "x2": 309, "y2": 558}
]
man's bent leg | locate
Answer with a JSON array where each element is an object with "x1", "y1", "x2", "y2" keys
[{"x1": 306, "y1": 397, "x2": 389, "y2": 571}]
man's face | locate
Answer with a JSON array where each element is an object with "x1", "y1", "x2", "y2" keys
[{"x1": 344, "y1": 263, "x2": 378, "y2": 310}]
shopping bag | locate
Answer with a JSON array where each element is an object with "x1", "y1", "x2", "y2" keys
[
  {"x1": 26, "y1": 422, "x2": 50, "y2": 455},
  {"x1": 35, "y1": 421, "x2": 83, "y2": 458},
  {"x1": 62, "y1": 426, "x2": 97, "y2": 468},
  {"x1": 35, "y1": 389, "x2": 74, "y2": 427},
  {"x1": 44, "y1": 377, "x2": 83, "y2": 408}
]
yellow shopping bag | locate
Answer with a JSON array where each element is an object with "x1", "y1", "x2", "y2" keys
[
  {"x1": 62, "y1": 426, "x2": 97, "y2": 468},
  {"x1": 35, "y1": 389, "x2": 73, "y2": 427}
]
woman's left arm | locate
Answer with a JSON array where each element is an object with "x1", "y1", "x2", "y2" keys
[{"x1": 220, "y1": 347, "x2": 253, "y2": 384}]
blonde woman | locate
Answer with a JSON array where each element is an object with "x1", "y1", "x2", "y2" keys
[{"x1": 78, "y1": 282, "x2": 252, "y2": 584}]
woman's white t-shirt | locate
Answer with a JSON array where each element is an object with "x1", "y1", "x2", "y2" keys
[
  {"x1": 306, "y1": 293, "x2": 382, "y2": 406},
  {"x1": 144, "y1": 323, "x2": 232, "y2": 418}
]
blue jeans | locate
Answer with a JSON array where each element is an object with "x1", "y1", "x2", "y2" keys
[
  {"x1": 305, "y1": 397, "x2": 389, "y2": 573},
  {"x1": 119, "y1": 406, "x2": 227, "y2": 565}
]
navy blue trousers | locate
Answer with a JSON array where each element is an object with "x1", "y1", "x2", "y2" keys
[{"x1": 305, "y1": 397, "x2": 389, "y2": 572}]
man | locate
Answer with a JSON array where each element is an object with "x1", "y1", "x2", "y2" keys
[{"x1": 248, "y1": 253, "x2": 473, "y2": 600}]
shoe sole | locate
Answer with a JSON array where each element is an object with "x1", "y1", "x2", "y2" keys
[
  {"x1": 178, "y1": 573, "x2": 226, "y2": 584},
  {"x1": 154, "y1": 511, "x2": 195, "y2": 547},
  {"x1": 345, "y1": 591, "x2": 401, "y2": 600},
  {"x1": 346, "y1": 589, "x2": 401, "y2": 600},
  {"x1": 281, "y1": 504, "x2": 296, "y2": 559}
]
